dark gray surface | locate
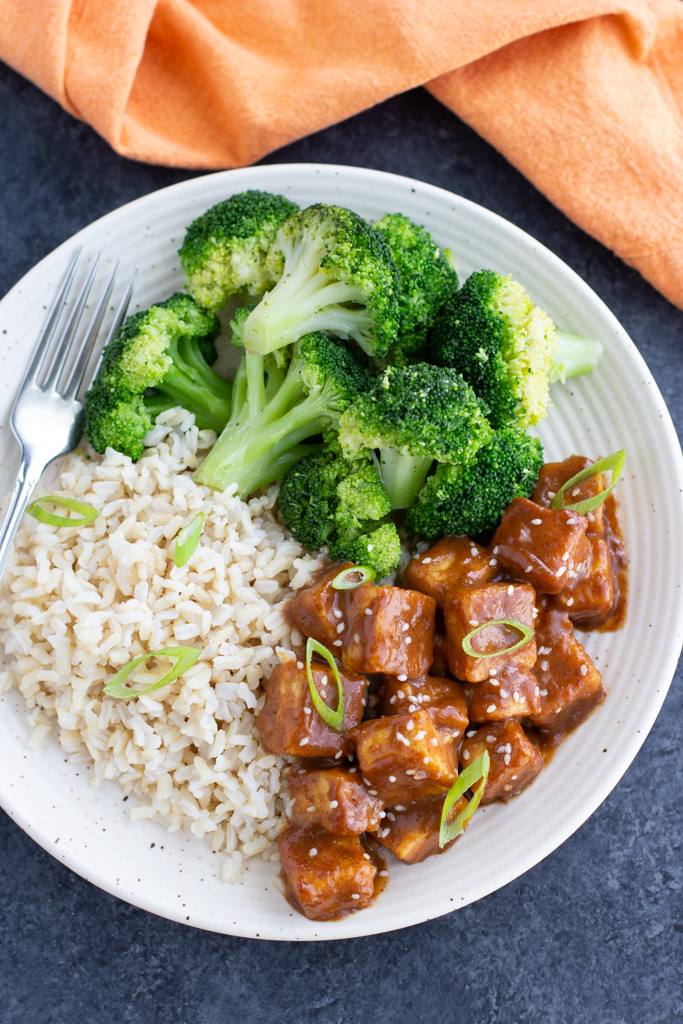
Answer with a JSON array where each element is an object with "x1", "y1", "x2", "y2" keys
[{"x1": 0, "y1": 63, "x2": 681, "y2": 1024}]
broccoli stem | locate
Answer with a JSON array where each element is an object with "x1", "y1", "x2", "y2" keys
[
  {"x1": 378, "y1": 448, "x2": 434, "y2": 510},
  {"x1": 153, "y1": 336, "x2": 233, "y2": 432},
  {"x1": 550, "y1": 331, "x2": 603, "y2": 384}
]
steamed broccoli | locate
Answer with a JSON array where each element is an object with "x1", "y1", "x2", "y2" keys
[
  {"x1": 193, "y1": 332, "x2": 372, "y2": 496},
  {"x1": 279, "y1": 448, "x2": 402, "y2": 578},
  {"x1": 179, "y1": 190, "x2": 299, "y2": 311},
  {"x1": 374, "y1": 213, "x2": 459, "y2": 360},
  {"x1": 405, "y1": 428, "x2": 544, "y2": 540},
  {"x1": 241, "y1": 204, "x2": 400, "y2": 358},
  {"x1": 429, "y1": 270, "x2": 603, "y2": 429},
  {"x1": 338, "y1": 363, "x2": 492, "y2": 511},
  {"x1": 84, "y1": 293, "x2": 230, "y2": 460}
]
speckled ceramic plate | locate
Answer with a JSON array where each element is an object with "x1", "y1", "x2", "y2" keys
[{"x1": 0, "y1": 165, "x2": 681, "y2": 940}]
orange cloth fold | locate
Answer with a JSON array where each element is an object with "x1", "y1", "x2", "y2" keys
[{"x1": 1, "y1": 0, "x2": 682, "y2": 308}]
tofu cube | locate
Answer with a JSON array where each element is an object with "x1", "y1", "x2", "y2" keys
[
  {"x1": 288, "y1": 767, "x2": 384, "y2": 834},
  {"x1": 529, "y1": 608, "x2": 605, "y2": 735},
  {"x1": 352, "y1": 710, "x2": 457, "y2": 805},
  {"x1": 374, "y1": 794, "x2": 468, "y2": 863},
  {"x1": 532, "y1": 455, "x2": 606, "y2": 536},
  {"x1": 553, "y1": 535, "x2": 616, "y2": 627},
  {"x1": 278, "y1": 825, "x2": 377, "y2": 921},
  {"x1": 342, "y1": 584, "x2": 436, "y2": 679},
  {"x1": 256, "y1": 658, "x2": 367, "y2": 758},
  {"x1": 288, "y1": 561, "x2": 354, "y2": 649},
  {"x1": 459, "y1": 721, "x2": 543, "y2": 802},
  {"x1": 464, "y1": 664, "x2": 542, "y2": 722},
  {"x1": 431, "y1": 630, "x2": 450, "y2": 677},
  {"x1": 491, "y1": 497, "x2": 589, "y2": 594},
  {"x1": 379, "y1": 675, "x2": 468, "y2": 742},
  {"x1": 444, "y1": 581, "x2": 537, "y2": 682},
  {"x1": 404, "y1": 536, "x2": 498, "y2": 607}
]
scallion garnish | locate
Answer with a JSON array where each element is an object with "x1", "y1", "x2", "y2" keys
[
  {"x1": 550, "y1": 449, "x2": 626, "y2": 515},
  {"x1": 461, "y1": 618, "x2": 534, "y2": 659},
  {"x1": 331, "y1": 565, "x2": 376, "y2": 590},
  {"x1": 103, "y1": 646, "x2": 201, "y2": 699},
  {"x1": 27, "y1": 494, "x2": 99, "y2": 528},
  {"x1": 438, "y1": 751, "x2": 490, "y2": 848},
  {"x1": 174, "y1": 511, "x2": 204, "y2": 568},
  {"x1": 305, "y1": 636, "x2": 344, "y2": 732}
]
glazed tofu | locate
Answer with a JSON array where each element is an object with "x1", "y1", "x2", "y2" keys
[
  {"x1": 491, "y1": 497, "x2": 589, "y2": 594},
  {"x1": 288, "y1": 562, "x2": 353, "y2": 649},
  {"x1": 404, "y1": 536, "x2": 498, "y2": 607},
  {"x1": 459, "y1": 721, "x2": 543, "y2": 802},
  {"x1": 444, "y1": 581, "x2": 537, "y2": 683},
  {"x1": 278, "y1": 825, "x2": 377, "y2": 921},
  {"x1": 532, "y1": 455, "x2": 606, "y2": 536},
  {"x1": 379, "y1": 675, "x2": 468, "y2": 742},
  {"x1": 288, "y1": 767, "x2": 384, "y2": 834},
  {"x1": 464, "y1": 664, "x2": 542, "y2": 722},
  {"x1": 374, "y1": 794, "x2": 468, "y2": 864},
  {"x1": 256, "y1": 658, "x2": 367, "y2": 758},
  {"x1": 529, "y1": 608, "x2": 605, "y2": 735},
  {"x1": 431, "y1": 630, "x2": 450, "y2": 677},
  {"x1": 342, "y1": 584, "x2": 436, "y2": 679},
  {"x1": 352, "y1": 710, "x2": 458, "y2": 806},
  {"x1": 553, "y1": 535, "x2": 616, "y2": 627}
]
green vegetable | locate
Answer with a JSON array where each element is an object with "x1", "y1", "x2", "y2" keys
[
  {"x1": 331, "y1": 565, "x2": 376, "y2": 589},
  {"x1": 173, "y1": 512, "x2": 204, "y2": 568},
  {"x1": 305, "y1": 637, "x2": 344, "y2": 732},
  {"x1": 550, "y1": 449, "x2": 625, "y2": 514},
  {"x1": 84, "y1": 293, "x2": 230, "y2": 461},
  {"x1": 27, "y1": 495, "x2": 99, "y2": 528},
  {"x1": 461, "y1": 619, "x2": 535, "y2": 659},
  {"x1": 278, "y1": 446, "x2": 402, "y2": 579},
  {"x1": 104, "y1": 646, "x2": 201, "y2": 699},
  {"x1": 241, "y1": 204, "x2": 400, "y2": 359},
  {"x1": 405, "y1": 427, "x2": 544, "y2": 539},
  {"x1": 179, "y1": 190, "x2": 299, "y2": 311},
  {"x1": 339, "y1": 363, "x2": 492, "y2": 510},
  {"x1": 439, "y1": 752, "x2": 490, "y2": 848},
  {"x1": 430, "y1": 270, "x2": 602, "y2": 429}
]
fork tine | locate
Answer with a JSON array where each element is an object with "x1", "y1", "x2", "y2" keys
[
  {"x1": 62, "y1": 262, "x2": 119, "y2": 399},
  {"x1": 43, "y1": 254, "x2": 100, "y2": 391},
  {"x1": 79, "y1": 266, "x2": 138, "y2": 394},
  {"x1": 20, "y1": 249, "x2": 82, "y2": 388}
]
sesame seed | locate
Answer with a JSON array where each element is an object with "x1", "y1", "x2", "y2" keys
[
  {"x1": 534, "y1": 686, "x2": 540, "y2": 697},
  {"x1": 364, "y1": 607, "x2": 372, "y2": 616},
  {"x1": 486, "y1": 704, "x2": 497, "y2": 713},
  {"x1": 329, "y1": 800, "x2": 339, "y2": 809},
  {"x1": 500, "y1": 689, "x2": 509, "y2": 699},
  {"x1": 396, "y1": 732, "x2": 410, "y2": 746},
  {"x1": 489, "y1": 668, "x2": 497, "y2": 677},
  {"x1": 401, "y1": 623, "x2": 409, "y2": 632},
  {"x1": 300, "y1": 738, "x2": 309, "y2": 746},
  {"x1": 336, "y1": 622, "x2": 344, "y2": 634},
  {"x1": 567, "y1": 517, "x2": 577, "y2": 525},
  {"x1": 525, "y1": 566, "x2": 533, "y2": 573},
  {"x1": 303, "y1": 707, "x2": 311, "y2": 715},
  {"x1": 405, "y1": 636, "x2": 412, "y2": 644},
  {"x1": 333, "y1": 640, "x2": 343, "y2": 647},
  {"x1": 580, "y1": 664, "x2": 588, "y2": 676},
  {"x1": 406, "y1": 720, "x2": 415, "y2": 732},
  {"x1": 462, "y1": 749, "x2": 470, "y2": 760},
  {"x1": 486, "y1": 734, "x2": 496, "y2": 743},
  {"x1": 297, "y1": 661, "x2": 304, "y2": 669},
  {"x1": 513, "y1": 691, "x2": 520, "y2": 702},
  {"x1": 351, "y1": 893, "x2": 361, "y2": 899},
  {"x1": 555, "y1": 566, "x2": 566, "y2": 577},
  {"x1": 381, "y1": 828, "x2": 390, "y2": 838},
  {"x1": 504, "y1": 754, "x2": 511, "y2": 765},
  {"x1": 335, "y1": 751, "x2": 343, "y2": 759},
  {"x1": 496, "y1": 745, "x2": 506, "y2": 754},
  {"x1": 422, "y1": 557, "x2": 432, "y2": 564},
  {"x1": 379, "y1": 811, "x2": 386, "y2": 818},
  {"x1": 348, "y1": 766, "x2": 357, "y2": 773},
  {"x1": 408, "y1": 703, "x2": 418, "y2": 713},
  {"x1": 567, "y1": 598, "x2": 574, "y2": 607},
  {"x1": 507, "y1": 585, "x2": 514, "y2": 596},
  {"x1": 572, "y1": 487, "x2": 581, "y2": 496},
  {"x1": 469, "y1": 619, "x2": 479, "y2": 627},
  {"x1": 368, "y1": 789, "x2": 378, "y2": 795},
  {"x1": 307, "y1": 806, "x2": 316, "y2": 812},
  {"x1": 309, "y1": 848, "x2": 318, "y2": 856},
  {"x1": 394, "y1": 806, "x2": 405, "y2": 812},
  {"x1": 562, "y1": 552, "x2": 569, "y2": 561},
  {"x1": 489, "y1": 558, "x2": 497, "y2": 566},
  {"x1": 540, "y1": 688, "x2": 548, "y2": 696},
  {"x1": 503, "y1": 784, "x2": 511, "y2": 792},
  {"x1": 397, "y1": 689, "x2": 405, "y2": 699},
  {"x1": 415, "y1": 730, "x2": 426, "y2": 740},
  {"x1": 353, "y1": 633, "x2": 360, "y2": 643},
  {"x1": 532, "y1": 607, "x2": 538, "y2": 617},
  {"x1": 505, "y1": 743, "x2": 512, "y2": 753},
  {"x1": 431, "y1": 737, "x2": 439, "y2": 747},
  {"x1": 541, "y1": 660, "x2": 549, "y2": 672},
  {"x1": 405, "y1": 769, "x2": 416, "y2": 776},
  {"x1": 531, "y1": 518, "x2": 542, "y2": 525},
  {"x1": 489, "y1": 678, "x2": 500, "y2": 687},
  {"x1": 387, "y1": 812, "x2": 396, "y2": 821},
  {"x1": 333, "y1": 608, "x2": 343, "y2": 619},
  {"x1": 363, "y1": 853, "x2": 371, "y2": 860},
  {"x1": 379, "y1": 870, "x2": 389, "y2": 877},
  {"x1": 388, "y1": 775, "x2": 396, "y2": 782},
  {"x1": 397, "y1": 674, "x2": 407, "y2": 682},
  {"x1": 423, "y1": 756, "x2": 430, "y2": 765},
  {"x1": 548, "y1": 490, "x2": 556, "y2": 499},
  {"x1": 389, "y1": 695, "x2": 397, "y2": 705},
  {"x1": 511, "y1": 774, "x2": 518, "y2": 780},
  {"x1": 466, "y1": 729, "x2": 477, "y2": 738},
  {"x1": 493, "y1": 546, "x2": 500, "y2": 555}
]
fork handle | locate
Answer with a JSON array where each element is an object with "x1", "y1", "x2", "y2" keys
[{"x1": 0, "y1": 454, "x2": 47, "y2": 581}]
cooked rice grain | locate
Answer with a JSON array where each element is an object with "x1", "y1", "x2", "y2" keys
[{"x1": 0, "y1": 408, "x2": 325, "y2": 877}]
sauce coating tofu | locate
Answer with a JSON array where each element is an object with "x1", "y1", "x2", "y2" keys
[
  {"x1": 444, "y1": 581, "x2": 537, "y2": 683},
  {"x1": 278, "y1": 825, "x2": 377, "y2": 921},
  {"x1": 404, "y1": 536, "x2": 498, "y2": 607},
  {"x1": 529, "y1": 608, "x2": 605, "y2": 735},
  {"x1": 431, "y1": 630, "x2": 450, "y2": 676},
  {"x1": 379, "y1": 675, "x2": 468, "y2": 742},
  {"x1": 463, "y1": 664, "x2": 542, "y2": 722},
  {"x1": 491, "y1": 497, "x2": 589, "y2": 594},
  {"x1": 553, "y1": 535, "x2": 616, "y2": 627},
  {"x1": 288, "y1": 562, "x2": 353, "y2": 649},
  {"x1": 288, "y1": 767, "x2": 384, "y2": 834},
  {"x1": 256, "y1": 659, "x2": 367, "y2": 758},
  {"x1": 459, "y1": 721, "x2": 543, "y2": 802},
  {"x1": 374, "y1": 794, "x2": 468, "y2": 863},
  {"x1": 352, "y1": 710, "x2": 458, "y2": 806},
  {"x1": 342, "y1": 584, "x2": 436, "y2": 679},
  {"x1": 532, "y1": 455, "x2": 606, "y2": 536}
]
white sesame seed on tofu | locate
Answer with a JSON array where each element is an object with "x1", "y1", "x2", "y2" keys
[
  {"x1": 500, "y1": 689, "x2": 509, "y2": 699},
  {"x1": 489, "y1": 558, "x2": 497, "y2": 567},
  {"x1": 525, "y1": 566, "x2": 533, "y2": 573},
  {"x1": 534, "y1": 686, "x2": 540, "y2": 697},
  {"x1": 580, "y1": 664, "x2": 588, "y2": 676},
  {"x1": 562, "y1": 552, "x2": 569, "y2": 561},
  {"x1": 388, "y1": 775, "x2": 396, "y2": 782},
  {"x1": 394, "y1": 805, "x2": 406, "y2": 812},
  {"x1": 406, "y1": 720, "x2": 414, "y2": 732},
  {"x1": 422, "y1": 557, "x2": 432, "y2": 564},
  {"x1": 541, "y1": 661, "x2": 549, "y2": 672},
  {"x1": 489, "y1": 668, "x2": 497, "y2": 677},
  {"x1": 309, "y1": 848, "x2": 318, "y2": 856},
  {"x1": 364, "y1": 607, "x2": 372, "y2": 616},
  {"x1": 507, "y1": 585, "x2": 514, "y2": 596},
  {"x1": 387, "y1": 812, "x2": 396, "y2": 821},
  {"x1": 486, "y1": 704, "x2": 497, "y2": 713},
  {"x1": 415, "y1": 730, "x2": 426, "y2": 741},
  {"x1": 336, "y1": 622, "x2": 345, "y2": 634},
  {"x1": 397, "y1": 674, "x2": 408, "y2": 682},
  {"x1": 397, "y1": 689, "x2": 405, "y2": 699},
  {"x1": 303, "y1": 707, "x2": 311, "y2": 715},
  {"x1": 431, "y1": 737, "x2": 439, "y2": 747},
  {"x1": 469, "y1": 619, "x2": 479, "y2": 627},
  {"x1": 333, "y1": 608, "x2": 343, "y2": 619},
  {"x1": 486, "y1": 734, "x2": 496, "y2": 743},
  {"x1": 379, "y1": 869, "x2": 389, "y2": 877},
  {"x1": 496, "y1": 745, "x2": 506, "y2": 753},
  {"x1": 351, "y1": 893, "x2": 361, "y2": 899},
  {"x1": 462, "y1": 749, "x2": 470, "y2": 760},
  {"x1": 329, "y1": 800, "x2": 339, "y2": 808},
  {"x1": 493, "y1": 546, "x2": 500, "y2": 555},
  {"x1": 300, "y1": 737, "x2": 309, "y2": 746},
  {"x1": 567, "y1": 598, "x2": 574, "y2": 606},
  {"x1": 389, "y1": 695, "x2": 397, "y2": 705},
  {"x1": 504, "y1": 754, "x2": 511, "y2": 765},
  {"x1": 333, "y1": 640, "x2": 343, "y2": 647},
  {"x1": 307, "y1": 805, "x2": 316, "y2": 812},
  {"x1": 335, "y1": 751, "x2": 343, "y2": 759},
  {"x1": 556, "y1": 565, "x2": 566, "y2": 578},
  {"x1": 401, "y1": 623, "x2": 409, "y2": 632},
  {"x1": 353, "y1": 633, "x2": 360, "y2": 643},
  {"x1": 297, "y1": 661, "x2": 304, "y2": 669},
  {"x1": 513, "y1": 691, "x2": 520, "y2": 702},
  {"x1": 466, "y1": 729, "x2": 477, "y2": 738},
  {"x1": 530, "y1": 518, "x2": 542, "y2": 525},
  {"x1": 405, "y1": 636, "x2": 412, "y2": 644}
]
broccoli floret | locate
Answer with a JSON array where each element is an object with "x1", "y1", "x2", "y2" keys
[
  {"x1": 179, "y1": 190, "x2": 300, "y2": 311},
  {"x1": 374, "y1": 213, "x2": 458, "y2": 360},
  {"x1": 84, "y1": 293, "x2": 230, "y2": 460},
  {"x1": 279, "y1": 448, "x2": 401, "y2": 579},
  {"x1": 429, "y1": 270, "x2": 602, "y2": 429},
  {"x1": 405, "y1": 428, "x2": 544, "y2": 540},
  {"x1": 338, "y1": 363, "x2": 492, "y2": 511},
  {"x1": 241, "y1": 204, "x2": 400, "y2": 358},
  {"x1": 193, "y1": 332, "x2": 372, "y2": 496}
]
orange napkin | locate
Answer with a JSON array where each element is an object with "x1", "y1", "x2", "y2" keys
[{"x1": 1, "y1": 0, "x2": 682, "y2": 309}]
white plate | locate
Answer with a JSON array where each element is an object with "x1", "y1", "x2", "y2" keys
[{"x1": 0, "y1": 164, "x2": 681, "y2": 941}]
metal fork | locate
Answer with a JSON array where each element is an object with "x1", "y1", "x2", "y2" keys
[{"x1": 0, "y1": 251, "x2": 137, "y2": 580}]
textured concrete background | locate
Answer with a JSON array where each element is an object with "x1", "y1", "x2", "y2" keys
[{"x1": 0, "y1": 62, "x2": 681, "y2": 1024}]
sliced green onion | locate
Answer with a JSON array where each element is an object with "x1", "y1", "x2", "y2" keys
[
  {"x1": 331, "y1": 565, "x2": 376, "y2": 590},
  {"x1": 550, "y1": 450, "x2": 626, "y2": 515},
  {"x1": 305, "y1": 636, "x2": 344, "y2": 732},
  {"x1": 27, "y1": 494, "x2": 99, "y2": 528},
  {"x1": 174, "y1": 511, "x2": 204, "y2": 568},
  {"x1": 104, "y1": 646, "x2": 201, "y2": 699},
  {"x1": 439, "y1": 751, "x2": 490, "y2": 848},
  {"x1": 461, "y1": 618, "x2": 534, "y2": 660}
]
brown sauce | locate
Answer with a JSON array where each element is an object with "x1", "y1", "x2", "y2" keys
[
  {"x1": 595, "y1": 493, "x2": 628, "y2": 633},
  {"x1": 280, "y1": 835, "x2": 387, "y2": 921}
]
